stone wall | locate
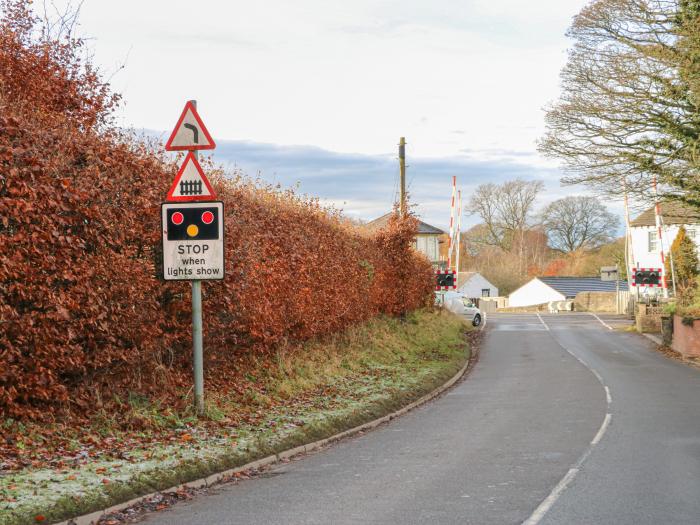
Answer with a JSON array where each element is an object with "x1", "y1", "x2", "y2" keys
[
  {"x1": 636, "y1": 304, "x2": 663, "y2": 333},
  {"x1": 497, "y1": 303, "x2": 549, "y2": 313},
  {"x1": 574, "y1": 292, "x2": 617, "y2": 313}
]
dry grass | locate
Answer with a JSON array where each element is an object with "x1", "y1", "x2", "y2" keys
[{"x1": 1, "y1": 309, "x2": 471, "y2": 525}]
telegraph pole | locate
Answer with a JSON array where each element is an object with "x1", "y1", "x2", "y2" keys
[{"x1": 399, "y1": 137, "x2": 406, "y2": 217}]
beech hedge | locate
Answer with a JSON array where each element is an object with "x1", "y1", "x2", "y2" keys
[{"x1": 0, "y1": 1, "x2": 434, "y2": 420}]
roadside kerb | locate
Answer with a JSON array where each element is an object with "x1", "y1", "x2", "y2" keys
[
  {"x1": 642, "y1": 332, "x2": 662, "y2": 346},
  {"x1": 58, "y1": 337, "x2": 479, "y2": 525}
]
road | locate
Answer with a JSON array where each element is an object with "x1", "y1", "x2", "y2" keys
[{"x1": 143, "y1": 313, "x2": 700, "y2": 524}]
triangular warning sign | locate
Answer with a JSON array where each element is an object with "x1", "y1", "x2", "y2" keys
[
  {"x1": 165, "y1": 101, "x2": 216, "y2": 151},
  {"x1": 166, "y1": 152, "x2": 217, "y2": 201}
]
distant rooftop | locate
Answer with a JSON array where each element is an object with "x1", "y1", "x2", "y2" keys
[
  {"x1": 631, "y1": 202, "x2": 700, "y2": 227},
  {"x1": 457, "y1": 271, "x2": 477, "y2": 283},
  {"x1": 365, "y1": 213, "x2": 445, "y2": 235},
  {"x1": 539, "y1": 276, "x2": 627, "y2": 299}
]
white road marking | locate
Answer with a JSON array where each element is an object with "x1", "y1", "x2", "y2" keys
[
  {"x1": 523, "y1": 313, "x2": 614, "y2": 525},
  {"x1": 590, "y1": 368, "x2": 604, "y2": 385},
  {"x1": 591, "y1": 413, "x2": 612, "y2": 445},
  {"x1": 522, "y1": 468, "x2": 579, "y2": 525},
  {"x1": 523, "y1": 410, "x2": 613, "y2": 525},
  {"x1": 590, "y1": 313, "x2": 614, "y2": 330},
  {"x1": 536, "y1": 313, "x2": 550, "y2": 331}
]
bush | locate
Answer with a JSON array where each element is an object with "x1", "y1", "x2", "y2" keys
[{"x1": 0, "y1": 1, "x2": 434, "y2": 420}]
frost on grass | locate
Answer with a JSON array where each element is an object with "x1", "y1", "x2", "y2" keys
[{"x1": 0, "y1": 311, "x2": 469, "y2": 523}]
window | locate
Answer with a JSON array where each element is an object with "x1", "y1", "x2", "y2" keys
[
  {"x1": 686, "y1": 228, "x2": 696, "y2": 240},
  {"x1": 648, "y1": 231, "x2": 658, "y2": 252},
  {"x1": 414, "y1": 236, "x2": 439, "y2": 262},
  {"x1": 482, "y1": 289, "x2": 491, "y2": 297},
  {"x1": 428, "y1": 237, "x2": 438, "y2": 261}
]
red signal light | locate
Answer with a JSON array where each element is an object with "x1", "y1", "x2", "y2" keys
[
  {"x1": 201, "y1": 211, "x2": 214, "y2": 225},
  {"x1": 171, "y1": 212, "x2": 184, "y2": 225}
]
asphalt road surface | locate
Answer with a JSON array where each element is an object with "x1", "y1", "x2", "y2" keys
[{"x1": 143, "y1": 313, "x2": 700, "y2": 524}]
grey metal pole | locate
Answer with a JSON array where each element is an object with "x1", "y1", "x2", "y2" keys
[
  {"x1": 192, "y1": 279, "x2": 204, "y2": 415},
  {"x1": 616, "y1": 264, "x2": 620, "y2": 315},
  {"x1": 190, "y1": 99, "x2": 205, "y2": 416},
  {"x1": 399, "y1": 137, "x2": 406, "y2": 217}
]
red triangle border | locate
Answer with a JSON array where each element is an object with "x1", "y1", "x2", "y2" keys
[
  {"x1": 165, "y1": 101, "x2": 216, "y2": 151},
  {"x1": 166, "y1": 152, "x2": 217, "y2": 202}
]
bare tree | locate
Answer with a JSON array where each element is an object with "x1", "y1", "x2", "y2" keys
[
  {"x1": 40, "y1": 0, "x2": 84, "y2": 40},
  {"x1": 540, "y1": 196, "x2": 620, "y2": 252},
  {"x1": 539, "y1": 0, "x2": 700, "y2": 207},
  {"x1": 466, "y1": 179, "x2": 544, "y2": 249}
]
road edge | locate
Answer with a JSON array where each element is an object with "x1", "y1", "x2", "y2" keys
[{"x1": 59, "y1": 331, "x2": 481, "y2": 525}]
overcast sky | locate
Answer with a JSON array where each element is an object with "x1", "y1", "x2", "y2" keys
[{"x1": 46, "y1": 0, "x2": 595, "y2": 229}]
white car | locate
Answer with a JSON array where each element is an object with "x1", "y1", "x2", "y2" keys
[
  {"x1": 463, "y1": 300, "x2": 483, "y2": 327},
  {"x1": 441, "y1": 291, "x2": 483, "y2": 327}
]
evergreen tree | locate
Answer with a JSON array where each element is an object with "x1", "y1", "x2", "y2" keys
[{"x1": 666, "y1": 226, "x2": 700, "y2": 302}]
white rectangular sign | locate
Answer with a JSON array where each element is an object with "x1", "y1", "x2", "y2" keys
[{"x1": 161, "y1": 201, "x2": 225, "y2": 281}]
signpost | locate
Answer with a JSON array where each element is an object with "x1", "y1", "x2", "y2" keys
[
  {"x1": 600, "y1": 266, "x2": 618, "y2": 281},
  {"x1": 161, "y1": 202, "x2": 224, "y2": 280},
  {"x1": 601, "y1": 265, "x2": 620, "y2": 314},
  {"x1": 166, "y1": 153, "x2": 217, "y2": 201},
  {"x1": 164, "y1": 100, "x2": 216, "y2": 151},
  {"x1": 163, "y1": 100, "x2": 222, "y2": 416}
]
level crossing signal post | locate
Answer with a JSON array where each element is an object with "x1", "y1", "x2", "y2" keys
[{"x1": 162, "y1": 99, "x2": 221, "y2": 416}]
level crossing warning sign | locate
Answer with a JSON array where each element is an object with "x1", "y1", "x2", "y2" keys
[
  {"x1": 166, "y1": 152, "x2": 216, "y2": 201},
  {"x1": 161, "y1": 201, "x2": 224, "y2": 280},
  {"x1": 161, "y1": 100, "x2": 222, "y2": 416}
]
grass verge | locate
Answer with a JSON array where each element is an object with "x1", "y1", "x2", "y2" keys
[{"x1": 0, "y1": 309, "x2": 471, "y2": 525}]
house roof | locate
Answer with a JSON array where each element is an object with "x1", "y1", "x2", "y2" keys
[
  {"x1": 365, "y1": 213, "x2": 446, "y2": 235},
  {"x1": 630, "y1": 202, "x2": 700, "y2": 227},
  {"x1": 538, "y1": 277, "x2": 628, "y2": 299},
  {"x1": 457, "y1": 271, "x2": 477, "y2": 284},
  {"x1": 457, "y1": 271, "x2": 498, "y2": 291}
]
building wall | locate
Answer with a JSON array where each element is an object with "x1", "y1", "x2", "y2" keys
[
  {"x1": 458, "y1": 274, "x2": 499, "y2": 299},
  {"x1": 508, "y1": 278, "x2": 565, "y2": 307},
  {"x1": 414, "y1": 234, "x2": 440, "y2": 263},
  {"x1": 630, "y1": 223, "x2": 700, "y2": 266},
  {"x1": 437, "y1": 233, "x2": 449, "y2": 263},
  {"x1": 630, "y1": 224, "x2": 700, "y2": 293}
]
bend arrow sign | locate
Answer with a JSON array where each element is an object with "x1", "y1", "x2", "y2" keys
[
  {"x1": 166, "y1": 152, "x2": 217, "y2": 201},
  {"x1": 165, "y1": 101, "x2": 216, "y2": 151}
]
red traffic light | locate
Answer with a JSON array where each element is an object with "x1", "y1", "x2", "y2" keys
[
  {"x1": 201, "y1": 211, "x2": 214, "y2": 225},
  {"x1": 171, "y1": 212, "x2": 184, "y2": 225}
]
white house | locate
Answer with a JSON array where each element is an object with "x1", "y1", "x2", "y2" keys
[
  {"x1": 366, "y1": 213, "x2": 446, "y2": 267},
  {"x1": 457, "y1": 272, "x2": 499, "y2": 299},
  {"x1": 630, "y1": 203, "x2": 700, "y2": 281},
  {"x1": 508, "y1": 277, "x2": 626, "y2": 308}
]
